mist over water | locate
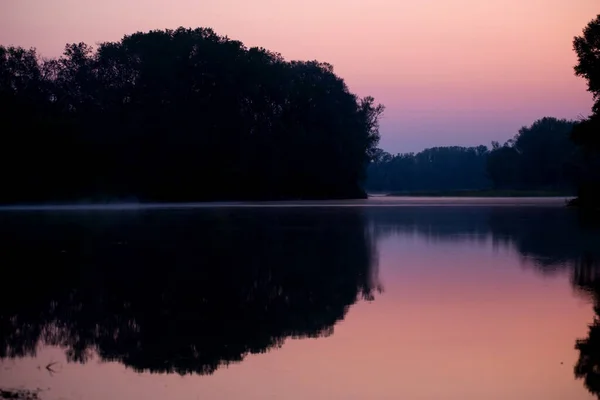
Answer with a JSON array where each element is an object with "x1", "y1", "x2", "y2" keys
[{"x1": 0, "y1": 196, "x2": 571, "y2": 211}]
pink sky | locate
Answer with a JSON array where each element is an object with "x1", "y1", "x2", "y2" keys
[{"x1": 0, "y1": 0, "x2": 597, "y2": 152}]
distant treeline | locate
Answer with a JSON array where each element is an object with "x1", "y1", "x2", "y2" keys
[
  {"x1": 487, "y1": 118, "x2": 578, "y2": 190},
  {"x1": 366, "y1": 117, "x2": 580, "y2": 194},
  {"x1": 369, "y1": 13, "x2": 600, "y2": 204},
  {"x1": 0, "y1": 28, "x2": 383, "y2": 203},
  {"x1": 367, "y1": 145, "x2": 490, "y2": 192}
]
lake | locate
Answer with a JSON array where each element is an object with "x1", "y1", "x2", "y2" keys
[{"x1": 0, "y1": 198, "x2": 599, "y2": 400}]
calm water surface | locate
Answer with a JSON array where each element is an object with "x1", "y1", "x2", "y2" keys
[{"x1": 1, "y1": 198, "x2": 599, "y2": 399}]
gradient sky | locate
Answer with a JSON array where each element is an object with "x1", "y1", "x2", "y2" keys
[{"x1": 0, "y1": 0, "x2": 597, "y2": 153}]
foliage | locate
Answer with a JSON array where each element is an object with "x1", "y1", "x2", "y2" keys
[
  {"x1": 367, "y1": 117, "x2": 580, "y2": 194},
  {"x1": 0, "y1": 28, "x2": 384, "y2": 203},
  {"x1": 574, "y1": 14, "x2": 600, "y2": 115},
  {"x1": 366, "y1": 146, "x2": 490, "y2": 192},
  {"x1": 486, "y1": 117, "x2": 578, "y2": 190},
  {"x1": 571, "y1": 15, "x2": 600, "y2": 208}
]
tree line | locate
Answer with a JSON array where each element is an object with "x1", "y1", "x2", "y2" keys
[
  {"x1": 1, "y1": 15, "x2": 598, "y2": 205},
  {"x1": 368, "y1": 14, "x2": 600, "y2": 204},
  {"x1": 366, "y1": 117, "x2": 579, "y2": 194},
  {"x1": 0, "y1": 28, "x2": 383, "y2": 203},
  {"x1": 367, "y1": 145, "x2": 490, "y2": 193}
]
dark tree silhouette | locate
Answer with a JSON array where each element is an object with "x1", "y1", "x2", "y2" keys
[
  {"x1": 571, "y1": 14, "x2": 600, "y2": 209},
  {"x1": 366, "y1": 145, "x2": 491, "y2": 192},
  {"x1": 366, "y1": 117, "x2": 579, "y2": 194},
  {"x1": 0, "y1": 207, "x2": 379, "y2": 375},
  {"x1": 574, "y1": 15, "x2": 600, "y2": 116},
  {"x1": 486, "y1": 117, "x2": 578, "y2": 191},
  {"x1": 0, "y1": 28, "x2": 384, "y2": 204}
]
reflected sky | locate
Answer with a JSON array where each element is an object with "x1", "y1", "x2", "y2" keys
[{"x1": 0, "y1": 201, "x2": 598, "y2": 400}]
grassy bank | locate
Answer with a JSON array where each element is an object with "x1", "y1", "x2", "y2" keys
[{"x1": 385, "y1": 189, "x2": 574, "y2": 197}]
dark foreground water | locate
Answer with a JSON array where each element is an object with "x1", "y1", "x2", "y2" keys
[{"x1": 1, "y1": 198, "x2": 599, "y2": 400}]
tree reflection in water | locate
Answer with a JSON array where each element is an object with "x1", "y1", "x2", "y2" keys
[
  {"x1": 1, "y1": 204, "x2": 599, "y2": 397},
  {"x1": 0, "y1": 207, "x2": 380, "y2": 376},
  {"x1": 368, "y1": 205, "x2": 600, "y2": 398}
]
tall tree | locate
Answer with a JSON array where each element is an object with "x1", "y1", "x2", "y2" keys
[
  {"x1": 571, "y1": 14, "x2": 600, "y2": 208},
  {"x1": 574, "y1": 14, "x2": 600, "y2": 115}
]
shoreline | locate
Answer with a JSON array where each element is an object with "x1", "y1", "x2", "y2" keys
[
  {"x1": 380, "y1": 190, "x2": 574, "y2": 198},
  {"x1": 0, "y1": 196, "x2": 573, "y2": 212}
]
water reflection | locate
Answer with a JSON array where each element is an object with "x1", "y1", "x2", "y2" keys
[
  {"x1": 489, "y1": 208, "x2": 600, "y2": 399},
  {"x1": 1, "y1": 203, "x2": 600, "y2": 399},
  {"x1": 368, "y1": 206, "x2": 600, "y2": 280},
  {"x1": 0, "y1": 208, "x2": 379, "y2": 376},
  {"x1": 368, "y1": 205, "x2": 600, "y2": 398}
]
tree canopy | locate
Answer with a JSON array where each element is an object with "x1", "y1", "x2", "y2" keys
[
  {"x1": 365, "y1": 117, "x2": 579, "y2": 194},
  {"x1": 486, "y1": 117, "x2": 578, "y2": 190},
  {"x1": 574, "y1": 14, "x2": 600, "y2": 116},
  {"x1": 571, "y1": 14, "x2": 600, "y2": 208},
  {"x1": 0, "y1": 28, "x2": 384, "y2": 203},
  {"x1": 366, "y1": 146, "x2": 490, "y2": 193}
]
